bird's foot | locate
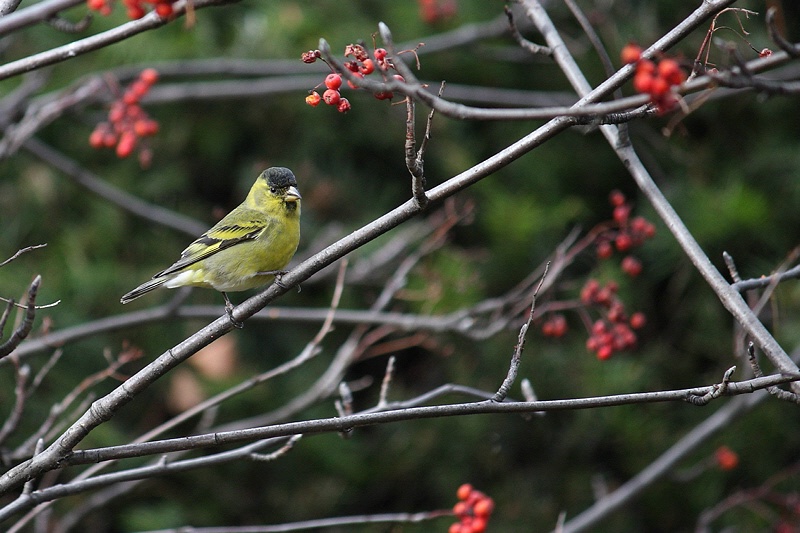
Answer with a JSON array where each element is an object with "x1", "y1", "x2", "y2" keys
[
  {"x1": 257, "y1": 269, "x2": 300, "y2": 292},
  {"x1": 222, "y1": 292, "x2": 244, "y2": 329}
]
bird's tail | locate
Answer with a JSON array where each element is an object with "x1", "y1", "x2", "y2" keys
[{"x1": 120, "y1": 276, "x2": 169, "y2": 304}]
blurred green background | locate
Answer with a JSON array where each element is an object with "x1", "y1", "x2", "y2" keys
[{"x1": 1, "y1": 0, "x2": 800, "y2": 531}]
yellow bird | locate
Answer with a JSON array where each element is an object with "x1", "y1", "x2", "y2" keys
[{"x1": 121, "y1": 167, "x2": 301, "y2": 326}]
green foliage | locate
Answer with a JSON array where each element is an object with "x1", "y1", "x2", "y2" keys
[{"x1": 1, "y1": 0, "x2": 799, "y2": 531}]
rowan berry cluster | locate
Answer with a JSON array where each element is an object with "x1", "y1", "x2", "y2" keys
[
  {"x1": 596, "y1": 190, "x2": 655, "y2": 276},
  {"x1": 449, "y1": 484, "x2": 494, "y2": 533},
  {"x1": 621, "y1": 43, "x2": 686, "y2": 114},
  {"x1": 581, "y1": 279, "x2": 647, "y2": 360},
  {"x1": 87, "y1": 0, "x2": 177, "y2": 19},
  {"x1": 89, "y1": 69, "x2": 159, "y2": 161},
  {"x1": 541, "y1": 313, "x2": 567, "y2": 338},
  {"x1": 302, "y1": 44, "x2": 404, "y2": 113}
]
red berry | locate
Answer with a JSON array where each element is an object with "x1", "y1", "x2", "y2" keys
[
  {"x1": 586, "y1": 336, "x2": 599, "y2": 351},
  {"x1": 89, "y1": 132, "x2": 104, "y2": 149},
  {"x1": 125, "y1": 104, "x2": 144, "y2": 119},
  {"x1": 374, "y1": 90, "x2": 394, "y2": 100},
  {"x1": 715, "y1": 446, "x2": 739, "y2": 471},
  {"x1": 322, "y1": 89, "x2": 341, "y2": 106},
  {"x1": 456, "y1": 484, "x2": 473, "y2": 501},
  {"x1": 597, "y1": 345, "x2": 613, "y2": 360},
  {"x1": 473, "y1": 498, "x2": 494, "y2": 517},
  {"x1": 324, "y1": 73, "x2": 342, "y2": 90},
  {"x1": 130, "y1": 79, "x2": 150, "y2": 98},
  {"x1": 470, "y1": 517, "x2": 488, "y2": 532},
  {"x1": 374, "y1": 48, "x2": 387, "y2": 60},
  {"x1": 336, "y1": 97, "x2": 351, "y2": 113},
  {"x1": 122, "y1": 90, "x2": 139, "y2": 106},
  {"x1": 126, "y1": 4, "x2": 145, "y2": 19},
  {"x1": 140, "y1": 68, "x2": 159, "y2": 85},
  {"x1": 449, "y1": 523, "x2": 463, "y2": 533},
  {"x1": 615, "y1": 233, "x2": 633, "y2": 252},
  {"x1": 629, "y1": 312, "x2": 646, "y2": 329},
  {"x1": 581, "y1": 279, "x2": 600, "y2": 303},
  {"x1": 620, "y1": 43, "x2": 642, "y2": 64},
  {"x1": 621, "y1": 256, "x2": 642, "y2": 277},
  {"x1": 592, "y1": 320, "x2": 607, "y2": 336},
  {"x1": 596, "y1": 241, "x2": 613, "y2": 260},
  {"x1": 134, "y1": 119, "x2": 159, "y2": 137},
  {"x1": 657, "y1": 58, "x2": 684, "y2": 86},
  {"x1": 632, "y1": 72, "x2": 654, "y2": 94},
  {"x1": 595, "y1": 288, "x2": 612, "y2": 307},
  {"x1": 649, "y1": 76, "x2": 670, "y2": 97},
  {"x1": 102, "y1": 131, "x2": 118, "y2": 148},
  {"x1": 116, "y1": 132, "x2": 137, "y2": 158},
  {"x1": 759, "y1": 48, "x2": 772, "y2": 58},
  {"x1": 305, "y1": 91, "x2": 321, "y2": 107},
  {"x1": 359, "y1": 58, "x2": 375, "y2": 75},
  {"x1": 613, "y1": 204, "x2": 631, "y2": 225},
  {"x1": 654, "y1": 93, "x2": 679, "y2": 114},
  {"x1": 608, "y1": 303, "x2": 626, "y2": 323},
  {"x1": 609, "y1": 190, "x2": 625, "y2": 207},
  {"x1": 453, "y1": 501, "x2": 468, "y2": 517},
  {"x1": 155, "y1": 2, "x2": 173, "y2": 17}
]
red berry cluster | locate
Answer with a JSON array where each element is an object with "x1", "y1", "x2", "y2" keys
[
  {"x1": 302, "y1": 44, "x2": 404, "y2": 112},
  {"x1": 89, "y1": 69, "x2": 160, "y2": 161},
  {"x1": 541, "y1": 313, "x2": 567, "y2": 338},
  {"x1": 87, "y1": 0, "x2": 177, "y2": 19},
  {"x1": 596, "y1": 190, "x2": 655, "y2": 278},
  {"x1": 620, "y1": 43, "x2": 686, "y2": 114},
  {"x1": 581, "y1": 279, "x2": 646, "y2": 360},
  {"x1": 450, "y1": 484, "x2": 494, "y2": 533}
]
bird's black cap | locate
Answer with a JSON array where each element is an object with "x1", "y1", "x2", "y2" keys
[{"x1": 263, "y1": 167, "x2": 297, "y2": 189}]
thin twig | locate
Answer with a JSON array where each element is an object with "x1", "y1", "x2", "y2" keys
[
  {"x1": 747, "y1": 342, "x2": 800, "y2": 404},
  {"x1": 504, "y1": 5, "x2": 552, "y2": 57},
  {"x1": 0, "y1": 361, "x2": 30, "y2": 446},
  {"x1": 766, "y1": 6, "x2": 799, "y2": 58},
  {"x1": 0, "y1": 276, "x2": 40, "y2": 359},
  {"x1": 377, "y1": 355, "x2": 396, "y2": 409},
  {"x1": 0, "y1": 245, "x2": 47, "y2": 267},
  {"x1": 493, "y1": 262, "x2": 550, "y2": 402}
]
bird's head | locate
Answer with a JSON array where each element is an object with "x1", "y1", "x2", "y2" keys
[{"x1": 247, "y1": 167, "x2": 301, "y2": 213}]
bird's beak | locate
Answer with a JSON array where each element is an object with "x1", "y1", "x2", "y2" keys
[{"x1": 285, "y1": 186, "x2": 302, "y2": 202}]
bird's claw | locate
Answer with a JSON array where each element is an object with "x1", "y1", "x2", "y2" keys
[{"x1": 223, "y1": 292, "x2": 244, "y2": 329}]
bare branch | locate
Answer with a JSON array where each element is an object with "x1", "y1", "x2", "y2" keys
[
  {"x1": 493, "y1": 262, "x2": 550, "y2": 402},
  {"x1": 0, "y1": 276, "x2": 41, "y2": 359},
  {"x1": 0, "y1": 245, "x2": 47, "y2": 268},
  {"x1": 0, "y1": 0, "x2": 83, "y2": 34},
  {"x1": 0, "y1": 0, "x2": 241, "y2": 82},
  {"x1": 51, "y1": 371, "x2": 800, "y2": 469}
]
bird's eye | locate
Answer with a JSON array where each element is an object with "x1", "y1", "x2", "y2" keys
[{"x1": 270, "y1": 187, "x2": 277, "y2": 194}]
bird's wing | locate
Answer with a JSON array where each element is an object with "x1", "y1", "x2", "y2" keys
[{"x1": 153, "y1": 210, "x2": 271, "y2": 278}]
